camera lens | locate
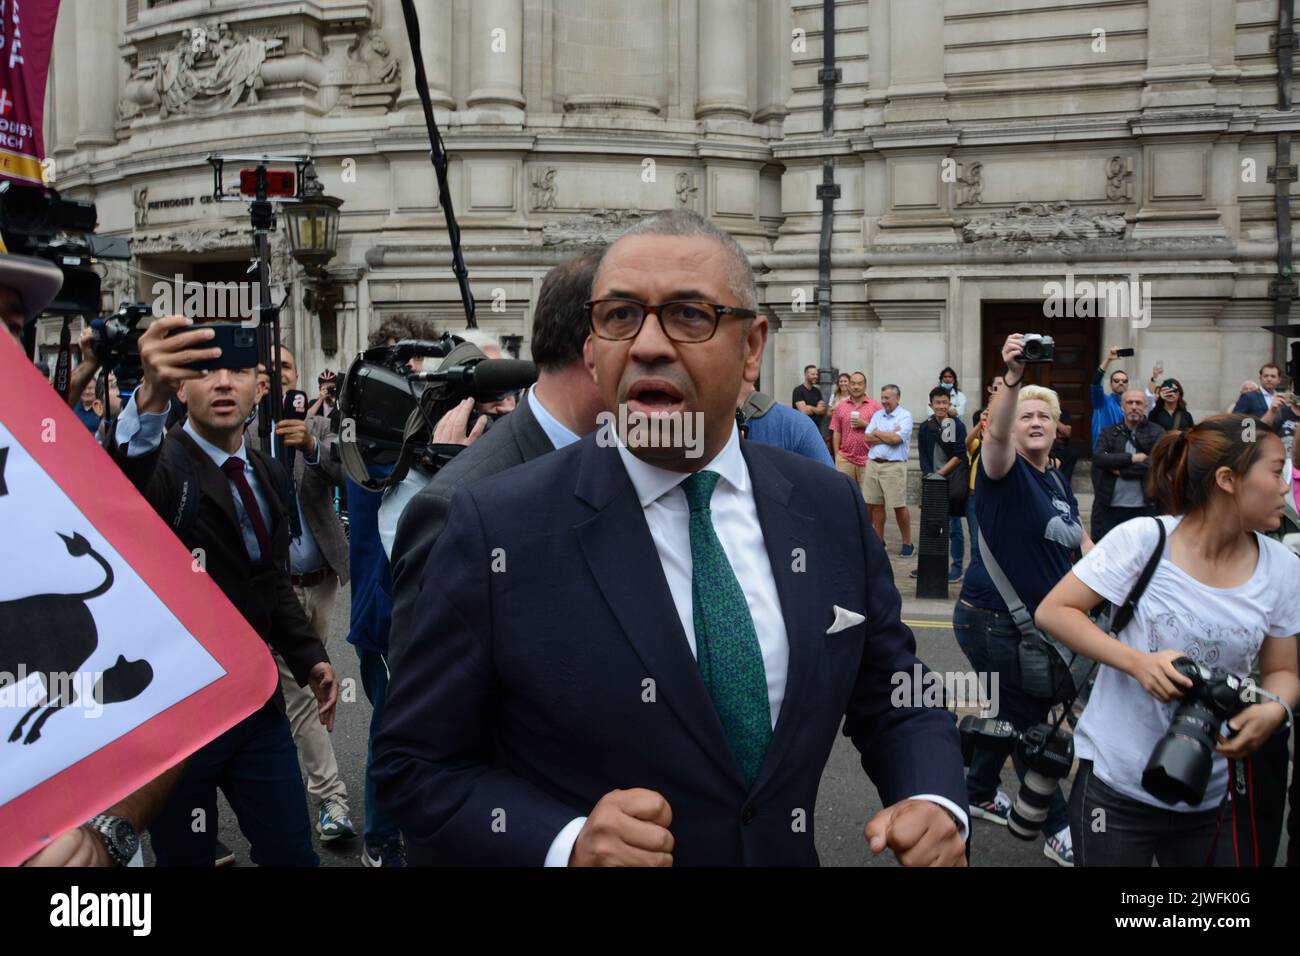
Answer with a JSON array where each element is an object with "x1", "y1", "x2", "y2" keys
[
  {"x1": 1007, "y1": 771, "x2": 1056, "y2": 840},
  {"x1": 1141, "y1": 704, "x2": 1218, "y2": 805}
]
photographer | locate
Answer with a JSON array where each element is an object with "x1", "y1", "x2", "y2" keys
[
  {"x1": 111, "y1": 314, "x2": 338, "y2": 866},
  {"x1": 1037, "y1": 416, "x2": 1300, "y2": 866},
  {"x1": 953, "y1": 333, "x2": 1091, "y2": 867}
]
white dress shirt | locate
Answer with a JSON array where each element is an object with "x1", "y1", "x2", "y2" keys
[{"x1": 544, "y1": 424, "x2": 967, "y2": 865}]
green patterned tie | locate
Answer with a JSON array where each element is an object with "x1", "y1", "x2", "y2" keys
[{"x1": 680, "y1": 470, "x2": 772, "y2": 788}]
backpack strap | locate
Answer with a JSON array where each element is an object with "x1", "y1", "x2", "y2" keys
[{"x1": 739, "y1": 390, "x2": 777, "y2": 424}]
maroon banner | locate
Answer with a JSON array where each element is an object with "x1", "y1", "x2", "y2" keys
[{"x1": 0, "y1": 0, "x2": 60, "y2": 186}]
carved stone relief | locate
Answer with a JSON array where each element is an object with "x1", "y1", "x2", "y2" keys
[
  {"x1": 956, "y1": 201, "x2": 1128, "y2": 243},
  {"x1": 125, "y1": 23, "x2": 285, "y2": 119}
]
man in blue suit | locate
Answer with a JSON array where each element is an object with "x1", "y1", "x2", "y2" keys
[
  {"x1": 1231, "y1": 362, "x2": 1286, "y2": 417},
  {"x1": 372, "y1": 210, "x2": 968, "y2": 867}
]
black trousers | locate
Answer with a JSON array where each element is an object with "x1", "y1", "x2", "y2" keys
[{"x1": 149, "y1": 703, "x2": 318, "y2": 866}]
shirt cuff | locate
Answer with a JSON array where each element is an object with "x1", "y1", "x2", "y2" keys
[
  {"x1": 303, "y1": 441, "x2": 321, "y2": 466},
  {"x1": 543, "y1": 816, "x2": 587, "y2": 867},
  {"x1": 907, "y1": 794, "x2": 970, "y2": 841},
  {"x1": 115, "y1": 390, "x2": 170, "y2": 458}
]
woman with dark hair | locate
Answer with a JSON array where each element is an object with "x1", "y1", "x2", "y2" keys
[
  {"x1": 938, "y1": 366, "x2": 967, "y2": 419},
  {"x1": 1148, "y1": 378, "x2": 1194, "y2": 432},
  {"x1": 1037, "y1": 415, "x2": 1300, "y2": 866}
]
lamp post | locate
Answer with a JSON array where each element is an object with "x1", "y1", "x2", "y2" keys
[{"x1": 283, "y1": 163, "x2": 344, "y2": 355}]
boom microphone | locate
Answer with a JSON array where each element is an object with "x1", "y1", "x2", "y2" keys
[{"x1": 412, "y1": 359, "x2": 537, "y2": 397}]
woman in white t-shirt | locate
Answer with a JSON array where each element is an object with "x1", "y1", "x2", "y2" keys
[{"x1": 1036, "y1": 415, "x2": 1300, "y2": 866}]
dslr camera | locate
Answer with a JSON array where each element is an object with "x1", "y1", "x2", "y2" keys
[
  {"x1": 959, "y1": 715, "x2": 1073, "y2": 839},
  {"x1": 1019, "y1": 333, "x2": 1055, "y2": 364},
  {"x1": 1142, "y1": 657, "x2": 1258, "y2": 806}
]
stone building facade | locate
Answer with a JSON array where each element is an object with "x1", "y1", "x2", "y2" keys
[{"x1": 42, "y1": 0, "x2": 1300, "y2": 444}]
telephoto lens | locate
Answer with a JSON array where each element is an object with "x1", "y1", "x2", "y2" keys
[
  {"x1": 1007, "y1": 723, "x2": 1074, "y2": 841},
  {"x1": 1141, "y1": 658, "x2": 1255, "y2": 806}
]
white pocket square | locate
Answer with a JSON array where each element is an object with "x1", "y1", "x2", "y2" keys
[{"x1": 826, "y1": 605, "x2": 866, "y2": 635}]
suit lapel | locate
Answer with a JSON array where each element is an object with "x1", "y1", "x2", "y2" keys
[
  {"x1": 741, "y1": 441, "x2": 833, "y2": 791},
  {"x1": 572, "y1": 437, "x2": 744, "y2": 786}
]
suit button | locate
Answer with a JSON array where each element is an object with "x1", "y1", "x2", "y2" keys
[{"x1": 741, "y1": 805, "x2": 757, "y2": 825}]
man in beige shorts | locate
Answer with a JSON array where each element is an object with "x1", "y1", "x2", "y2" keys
[{"x1": 863, "y1": 385, "x2": 915, "y2": 557}]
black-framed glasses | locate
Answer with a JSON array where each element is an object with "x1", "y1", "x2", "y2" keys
[{"x1": 585, "y1": 298, "x2": 758, "y2": 343}]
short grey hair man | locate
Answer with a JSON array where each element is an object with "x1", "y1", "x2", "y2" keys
[{"x1": 613, "y1": 209, "x2": 759, "y2": 314}]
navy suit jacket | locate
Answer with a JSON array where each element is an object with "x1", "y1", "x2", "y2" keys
[
  {"x1": 1232, "y1": 390, "x2": 1269, "y2": 418},
  {"x1": 372, "y1": 432, "x2": 967, "y2": 866}
]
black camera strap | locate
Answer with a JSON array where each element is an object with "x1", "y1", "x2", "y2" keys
[{"x1": 1105, "y1": 517, "x2": 1167, "y2": 637}]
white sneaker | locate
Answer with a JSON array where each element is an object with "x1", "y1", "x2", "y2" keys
[
  {"x1": 1043, "y1": 826, "x2": 1074, "y2": 867},
  {"x1": 969, "y1": 789, "x2": 1012, "y2": 826}
]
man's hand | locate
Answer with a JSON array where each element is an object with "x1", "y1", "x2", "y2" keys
[
  {"x1": 308, "y1": 662, "x2": 338, "y2": 732},
  {"x1": 23, "y1": 826, "x2": 111, "y2": 867},
  {"x1": 1131, "y1": 452, "x2": 1148, "y2": 464},
  {"x1": 570, "y1": 788, "x2": 674, "y2": 867},
  {"x1": 276, "y1": 419, "x2": 317, "y2": 457},
  {"x1": 850, "y1": 416, "x2": 867, "y2": 430},
  {"x1": 1101, "y1": 345, "x2": 1119, "y2": 369},
  {"x1": 432, "y1": 397, "x2": 489, "y2": 446},
  {"x1": 864, "y1": 800, "x2": 966, "y2": 867},
  {"x1": 136, "y1": 315, "x2": 220, "y2": 415}
]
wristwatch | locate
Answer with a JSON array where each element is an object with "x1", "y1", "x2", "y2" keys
[{"x1": 84, "y1": 814, "x2": 140, "y2": 867}]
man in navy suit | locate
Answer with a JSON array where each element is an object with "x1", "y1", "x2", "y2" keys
[
  {"x1": 373, "y1": 209, "x2": 968, "y2": 866},
  {"x1": 1231, "y1": 362, "x2": 1286, "y2": 417}
]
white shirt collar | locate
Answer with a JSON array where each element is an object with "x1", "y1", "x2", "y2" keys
[
  {"x1": 616, "y1": 423, "x2": 750, "y2": 509},
  {"x1": 527, "y1": 384, "x2": 580, "y2": 450},
  {"x1": 184, "y1": 419, "x2": 248, "y2": 469}
]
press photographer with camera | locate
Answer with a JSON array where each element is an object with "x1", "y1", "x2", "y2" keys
[
  {"x1": 1036, "y1": 416, "x2": 1300, "y2": 866},
  {"x1": 953, "y1": 332, "x2": 1091, "y2": 866},
  {"x1": 110, "y1": 314, "x2": 339, "y2": 866}
]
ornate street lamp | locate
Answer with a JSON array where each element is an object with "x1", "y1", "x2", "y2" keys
[{"x1": 283, "y1": 163, "x2": 344, "y2": 354}]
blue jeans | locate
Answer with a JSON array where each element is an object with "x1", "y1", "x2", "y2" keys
[
  {"x1": 951, "y1": 602, "x2": 1070, "y2": 837},
  {"x1": 149, "y1": 704, "x2": 318, "y2": 866},
  {"x1": 949, "y1": 516, "x2": 966, "y2": 571},
  {"x1": 357, "y1": 647, "x2": 402, "y2": 850}
]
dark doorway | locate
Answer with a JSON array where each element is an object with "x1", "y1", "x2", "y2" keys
[{"x1": 980, "y1": 301, "x2": 1101, "y2": 455}]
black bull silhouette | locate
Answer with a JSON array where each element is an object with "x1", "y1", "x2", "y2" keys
[{"x1": 2, "y1": 532, "x2": 153, "y2": 745}]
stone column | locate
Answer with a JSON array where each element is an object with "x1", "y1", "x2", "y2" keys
[
  {"x1": 389, "y1": 0, "x2": 456, "y2": 111},
  {"x1": 753, "y1": 0, "x2": 791, "y2": 125},
  {"x1": 1142, "y1": 0, "x2": 1215, "y2": 110},
  {"x1": 51, "y1": 1, "x2": 77, "y2": 156},
  {"x1": 74, "y1": 0, "x2": 116, "y2": 146},
  {"x1": 695, "y1": 0, "x2": 750, "y2": 120},
  {"x1": 467, "y1": 0, "x2": 525, "y2": 110},
  {"x1": 884, "y1": 0, "x2": 946, "y2": 125}
]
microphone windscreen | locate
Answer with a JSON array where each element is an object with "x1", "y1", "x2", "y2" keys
[{"x1": 470, "y1": 360, "x2": 538, "y2": 396}]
